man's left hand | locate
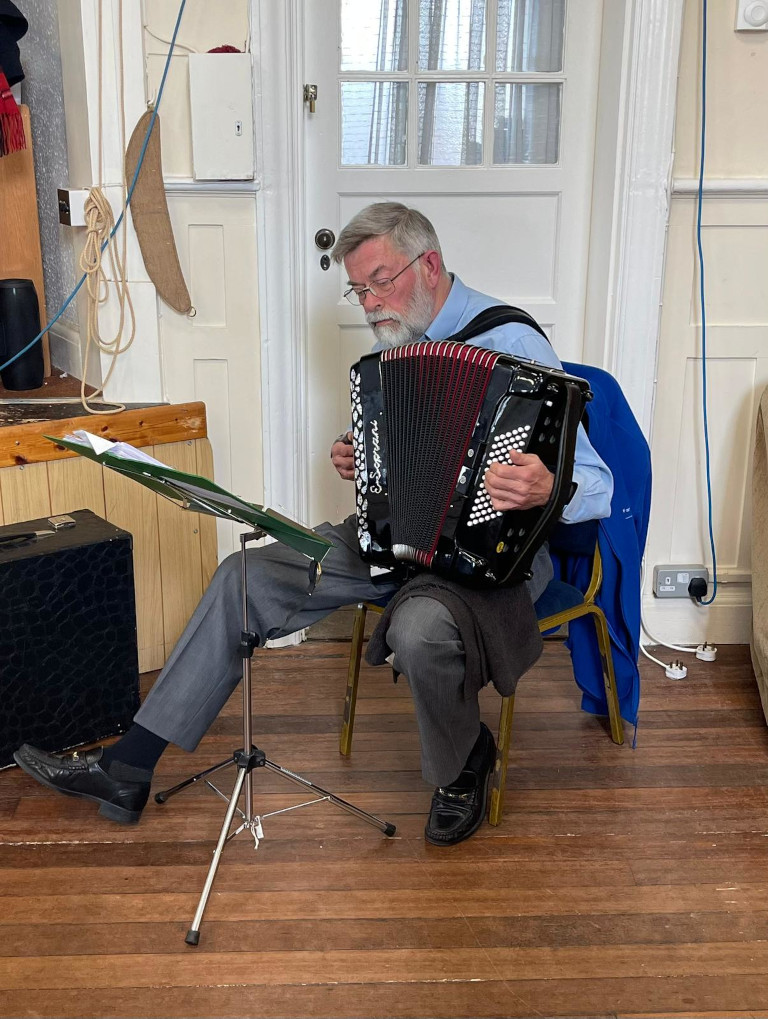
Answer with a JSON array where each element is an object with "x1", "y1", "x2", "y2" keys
[{"x1": 484, "y1": 450, "x2": 554, "y2": 511}]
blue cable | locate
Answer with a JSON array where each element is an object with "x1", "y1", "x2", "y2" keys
[
  {"x1": 0, "y1": 0, "x2": 188, "y2": 375},
  {"x1": 696, "y1": 0, "x2": 717, "y2": 605}
]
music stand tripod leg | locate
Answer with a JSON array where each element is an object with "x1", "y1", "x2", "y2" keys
[
  {"x1": 168, "y1": 530, "x2": 396, "y2": 946},
  {"x1": 154, "y1": 756, "x2": 236, "y2": 804},
  {"x1": 185, "y1": 750, "x2": 259, "y2": 946},
  {"x1": 262, "y1": 759, "x2": 396, "y2": 836}
]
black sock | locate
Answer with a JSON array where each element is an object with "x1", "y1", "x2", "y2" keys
[
  {"x1": 100, "y1": 724, "x2": 168, "y2": 775},
  {"x1": 441, "y1": 725, "x2": 492, "y2": 790},
  {"x1": 464, "y1": 723, "x2": 492, "y2": 771}
]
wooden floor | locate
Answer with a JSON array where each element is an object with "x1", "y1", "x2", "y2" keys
[{"x1": 2, "y1": 638, "x2": 768, "y2": 1018}]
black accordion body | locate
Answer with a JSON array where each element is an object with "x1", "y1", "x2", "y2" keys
[{"x1": 350, "y1": 341, "x2": 591, "y2": 588}]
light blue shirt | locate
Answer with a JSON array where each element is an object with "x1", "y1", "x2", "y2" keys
[{"x1": 372, "y1": 274, "x2": 613, "y2": 524}]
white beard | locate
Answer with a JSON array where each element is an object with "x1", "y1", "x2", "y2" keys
[{"x1": 366, "y1": 275, "x2": 436, "y2": 348}]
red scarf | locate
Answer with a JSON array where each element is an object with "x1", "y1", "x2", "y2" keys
[{"x1": 0, "y1": 69, "x2": 25, "y2": 156}]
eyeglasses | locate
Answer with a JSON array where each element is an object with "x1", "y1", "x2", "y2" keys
[{"x1": 343, "y1": 252, "x2": 426, "y2": 306}]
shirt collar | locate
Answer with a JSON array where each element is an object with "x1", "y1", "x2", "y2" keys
[{"x1": 425, "y1": 274, "x2": 471, "y2": 341}]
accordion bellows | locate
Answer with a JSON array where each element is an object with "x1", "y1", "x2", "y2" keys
[{"x1": 350, "y1": 341, "x2": 590, "y2": 588}]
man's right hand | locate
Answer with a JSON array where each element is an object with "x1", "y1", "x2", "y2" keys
[{"x1": 331, "y1": 431, "x2": 355, "y2": 480}]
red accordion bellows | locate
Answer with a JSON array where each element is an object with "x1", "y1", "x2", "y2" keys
[{"x1": 380, "y1": 342, "x2": 499, "y2": 564}]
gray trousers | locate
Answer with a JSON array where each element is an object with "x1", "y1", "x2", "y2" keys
[{"x1": 135, "y1": 515, "x2": 550, "y2": 786}]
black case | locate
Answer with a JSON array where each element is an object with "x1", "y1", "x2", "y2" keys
[{"x1": 0, "y1": 509, "x2": 140, "y2": 768}]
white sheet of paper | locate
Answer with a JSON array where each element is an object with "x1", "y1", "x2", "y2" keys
[{"x1": 67, "y1": 430, "x2": 168, "y2": 467}]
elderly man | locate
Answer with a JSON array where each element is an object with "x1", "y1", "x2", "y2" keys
[{"x1": 15, "y1": 203, "x2": 612, "y2": 846}]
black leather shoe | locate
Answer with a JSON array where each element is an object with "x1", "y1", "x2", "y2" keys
[
  {"x1": 13, "y1": 744, "x2": 150, "y2": 825},
  {"x1": 425, "y1": 723, "x2": 496, "y2": 847}
]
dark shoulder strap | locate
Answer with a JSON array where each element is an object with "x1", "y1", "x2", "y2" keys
[{"x1": 448, "y1": 304, "x2": 549, "y2": 345}]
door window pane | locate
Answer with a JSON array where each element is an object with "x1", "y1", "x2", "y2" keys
[
  {"x1": 341, "y1": 82, "x2": 409, "y2": 165},
  {"x1": 418, "y1": 0, "x2": 487, "y2": 71},
  {"x1": 418, "y1": 82, "x2": 484, "y2": 165},
  {"x1": 341, "y1": 0, "x2": 408, "y2": 72},
  {"x1": 493, "y1": 83, "x2": 560, "y2": 163},
  {"x1": 496, "y1": 0, "x2": 565, "y2": 72}
]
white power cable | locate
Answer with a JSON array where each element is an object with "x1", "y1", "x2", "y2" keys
[
  {"x1": 640, "y1": 644, "x2": 668, "y2": 669},
  {"x1": 639, "y1": 560, "x2": 717, "y2": 678},
  {"x1": 641, "y1": 617, "x2": 699, "y2": 655}
]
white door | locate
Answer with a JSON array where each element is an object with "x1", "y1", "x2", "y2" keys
[{"x1": 303, "y1": 0, "x2": 603, "y2": 526}]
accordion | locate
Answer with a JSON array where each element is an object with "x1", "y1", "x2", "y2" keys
[{"x1": 349, "y1": 341, "x2": 591, "y2": 588}]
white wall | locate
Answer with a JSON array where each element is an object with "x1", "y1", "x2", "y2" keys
[
  {"x1": 143, "y1": 0, "x2": 264, "y2": 557},
  {"x1": 53, "y1": 0, "x2": 261, "y2": 558},
  {"x1": 143, "y1": 0, "x2": 250, "y2": 179},
  {"x1": 643, "y1": 0, "x2": 768, "y2": 643}
]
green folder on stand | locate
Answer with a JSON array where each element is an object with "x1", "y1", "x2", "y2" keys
[{"x1": 45, "y1": 431, "x2": 334, "y2": 565}]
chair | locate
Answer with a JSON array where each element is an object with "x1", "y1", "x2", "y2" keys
[{"x1": 339, "y1": 520, "x2": 624, "y2": 827}]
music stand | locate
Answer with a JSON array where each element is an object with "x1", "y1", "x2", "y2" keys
[{"x1": 47, "y1": 434, "x2": 397, "y2": 945}]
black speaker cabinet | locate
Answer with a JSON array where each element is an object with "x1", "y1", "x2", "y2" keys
[{"x1": 0, "y1": 509, "x2": 140, "y2": 768}]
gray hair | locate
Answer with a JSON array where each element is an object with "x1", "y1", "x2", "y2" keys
[{"x1": 332, "y1": 202, "x2": 447, "y2": 270}]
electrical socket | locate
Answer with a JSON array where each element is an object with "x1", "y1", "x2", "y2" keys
[{"x1": 653, "y1": 564, "x2": 709, "y2": 598}]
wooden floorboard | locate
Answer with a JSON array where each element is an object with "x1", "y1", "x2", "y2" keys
[{"x1": 2, "y1": 640, "x2": 768, "y2": 1017}]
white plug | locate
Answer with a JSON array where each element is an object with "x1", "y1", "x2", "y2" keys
[
  {"x1": 665, "y1": 660, "x2": 688, "y2": 680},
  {"x1": 696, "y1": 642, "x2": 718, "y2": 662}
]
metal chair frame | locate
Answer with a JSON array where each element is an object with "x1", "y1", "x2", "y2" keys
[{"x1": 339, "y1": 544, "x2": 625, "y2": 826}]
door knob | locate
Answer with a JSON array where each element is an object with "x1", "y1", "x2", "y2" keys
[{"x1": 315, "y1": 228, "x2": 336, "y2": 250}]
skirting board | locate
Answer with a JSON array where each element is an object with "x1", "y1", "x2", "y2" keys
[
  {"x1": 641, "y1": 584, "x2": 753, "y2": 646},
  {"x1": 48, "y1": 321, "x2": 101, "y2": 390}
]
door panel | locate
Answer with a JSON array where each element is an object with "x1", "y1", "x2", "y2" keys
[{"x1": 160, "y1": 194, "x2": 263, "y2": 556}]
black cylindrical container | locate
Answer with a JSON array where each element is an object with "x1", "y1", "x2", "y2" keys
[{"x1": 0, "y1": 278, "x2": 44, "y2": 391}]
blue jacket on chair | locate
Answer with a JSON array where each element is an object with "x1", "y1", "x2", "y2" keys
[{"x1": 556, "y1": 363, "x2": 652, "y2": 727}]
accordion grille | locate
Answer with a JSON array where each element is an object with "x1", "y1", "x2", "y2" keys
[{"x1": 380, "y1": 341, "x2": 499, "y2": 564}]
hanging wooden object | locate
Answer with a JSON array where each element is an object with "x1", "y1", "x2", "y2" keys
[{"x1": 125, "y1": 110, "x2": 192, "y2": 314}]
